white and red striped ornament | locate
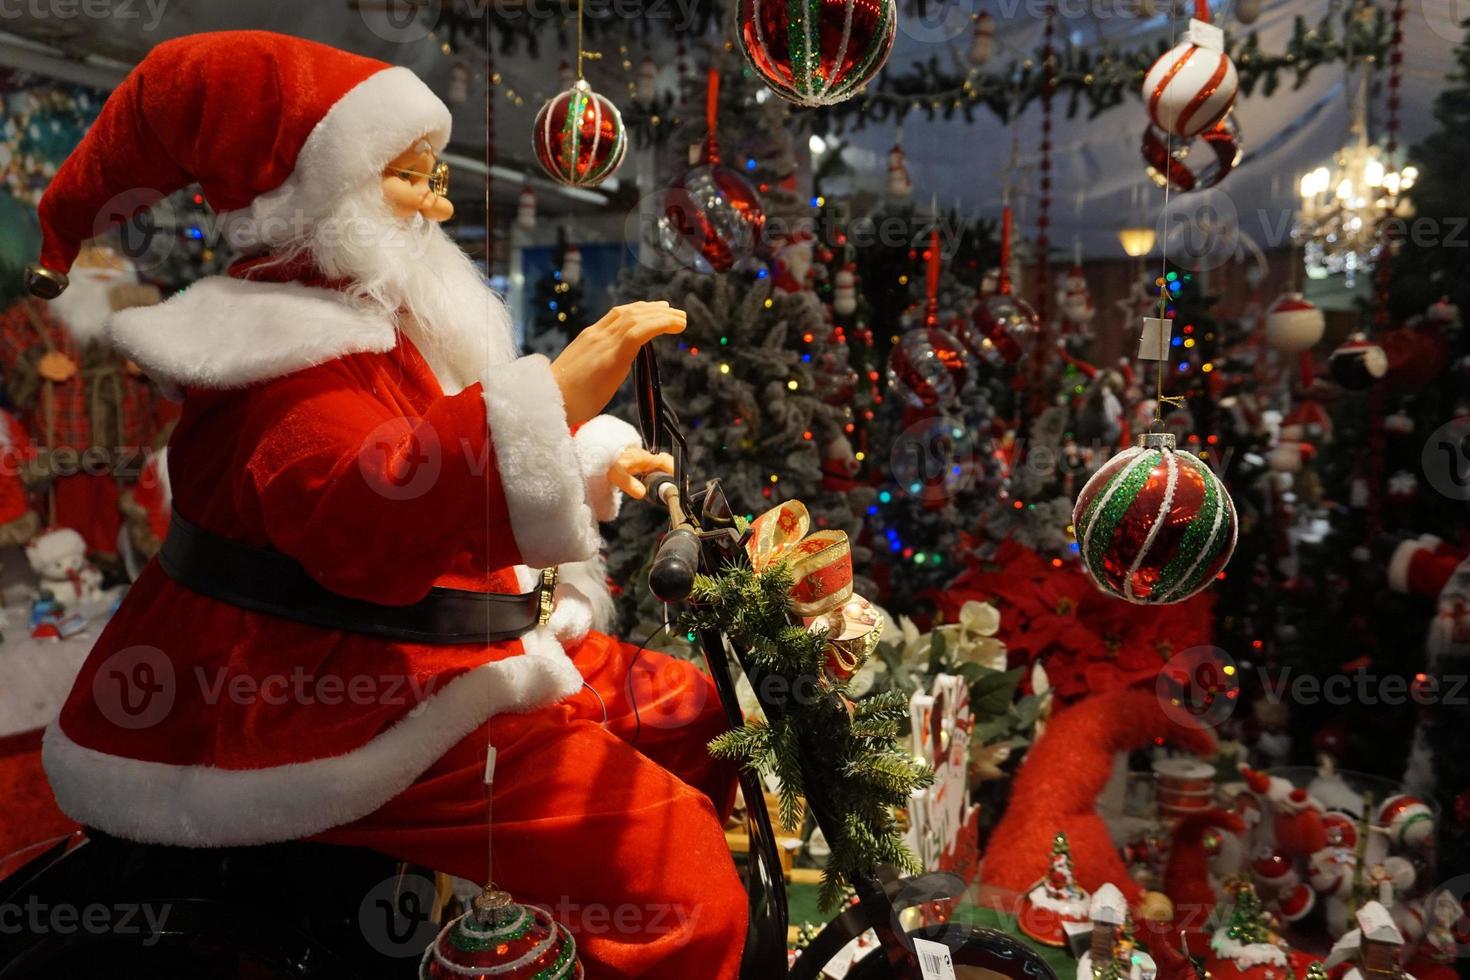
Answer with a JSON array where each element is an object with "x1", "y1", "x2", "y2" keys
[
  {"x1": 968, "y1": 12, "x2": 996, "y2": 66},
  {"x1": 1073, "y1": 432, "x2": 1238, "y2": 604},
  {"x1": 1141, "y1": 18, "x2": 1239, "y2": 138},
  {"x1": 531, "y1": 79, "x2": 627, "y2": 188}
]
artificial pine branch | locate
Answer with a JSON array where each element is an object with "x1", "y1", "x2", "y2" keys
[{"x1": 697, "y1": 558, "x2": 933, "y2": 912}]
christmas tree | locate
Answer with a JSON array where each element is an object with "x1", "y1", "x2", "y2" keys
[
  {"x1": 603, "y1": 47, "x2": 874, "y2": 638},
  {"x1": 527, "y1": 237, "x2": 587, "y2": 356},
  {"x1": 1221, "y1": 880, "x2": 1273, "y2": 947}
]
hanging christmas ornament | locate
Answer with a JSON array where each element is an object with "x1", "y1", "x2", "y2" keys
[
  {"x1": 1263, "y1": 291, "x2": 1325, "y2": 352},
  {"x1": 887, "y1": 327, "x2": 971, "y2": 410},
  {"x1": 421, "y1": 752, "x2": 583, "y2": 979},
  {"x1": 634, "y1": 54, "x2": 658, "y2": 107},
  {"x1": 1142, "y1": 11, "x2": 1238, "y2": 138},
  {"x1": 560, "y1": 242, "x2": 583, "y2": 287},
  {"x1": 1142, "y1": 116, "x2": 1241, "y2": 192},
  {"x1": 967, "y1": 12, "x2": 996, "y2": 66},
  {"x1": 655, "y1": 71, "x2": 765, "y2": 273},
  {"x1": 965, "y1": 207, "x2": 1039, "y2": 364},
  {"x1": 1073, "y1": 432, "x2": 1237, "y2": 604},
  {"x1": 446, "y1": 61, "x2": 471, "y2": 106},
  {"x1": 1329, "y1": 335, "x2": 1388, "y2": 389},
  {"x1": 421, "y1": 890, "x2": 583, "y2": 979},
  {"x1": 888, "y1": 229, "x2": 970, "y2": 408},
  {"x1": 515, "y1": 183, "x2": 537, "y2": 232},
  {"x1": 833, "y1": 263, "x2": 858, "y2": 316},
  {"x1": 1235, "y1": 0, "x2": 1262, "y2": 24},
  {"x1": 736, "y1": 0, "x2": 896, "y2": 107},
  {"x1": 887, "y1": 143, "x2": 913, "y2": 199},
  {"x1": 531, "y1": 7, "x2": 627, "y2": 189},
  {"x1": 532, "y1": 79, "x2": 627, "y2": 188}
]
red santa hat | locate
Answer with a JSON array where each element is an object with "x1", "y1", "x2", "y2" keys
[{"x1": 26, "y1": 31, "x2": 450, "y2": 298}]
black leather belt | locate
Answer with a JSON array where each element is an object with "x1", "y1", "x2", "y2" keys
[{"x1": 158, "y1": 511, "x2": 554, "y2": 645}]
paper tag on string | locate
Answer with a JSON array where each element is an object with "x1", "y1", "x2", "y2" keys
[
  {"x1": 1187, "y1": 18, "x2": 1224, "y2": 50},
  {"x1": 914, "y1": 938, "x2": 958, "y2": 980},
  {"x1": 1139, "y1": 317, "x2": 1174, "y2": 361}
]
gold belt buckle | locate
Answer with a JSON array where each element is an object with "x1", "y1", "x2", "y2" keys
[{"x1": 537, "y1": 566, "x2": 559, "y2": 625}]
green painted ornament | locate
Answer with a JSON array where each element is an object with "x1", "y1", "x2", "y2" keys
[
  {"x1": 736, "y1": 0, "x2": 897, "y2": 107},
  {"x1": 420, "y1": 886, "x2": 583, "y2": 979},
  {"x1": 1072, "y1": 432, "x2": 1236, "y2": 604}
]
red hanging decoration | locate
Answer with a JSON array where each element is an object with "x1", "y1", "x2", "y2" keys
[
  {"x1": 532, "y1": 79, "x2": 627, "y2": 187},
  {"x1": 737, "y1": 0, "x2": 897, "y2": 107},
  {"x1": 968, "y1": 207, "x2": 1039, "y2": 364},
  {"x1": 654, "y1": 69, "x2": 766, "y2": 273},
  {"x1": 1141, "y1": 117, "x2": 1242, "y2": 193}
]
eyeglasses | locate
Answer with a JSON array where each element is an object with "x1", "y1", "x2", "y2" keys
[{"x1": 391, "y1": 159, "x2": 450, "y2": 198}]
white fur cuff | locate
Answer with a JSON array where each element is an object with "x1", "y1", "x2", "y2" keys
[
  {"x1": 574, "y1": 415, "x2": 643, "y2": 523},
  {"x1": 483, "y1": 356, "x2": 600, "y2": 569}
]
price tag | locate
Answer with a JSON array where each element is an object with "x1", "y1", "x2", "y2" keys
[
  {"x1": 1187, "y1": 17, "x2": 1225, "y2": 51},
  {"x1": 914, "y1": 938, "x2": 958, "y2": 980},
  {"x1": 1138, "y1": 317, "x2": 1174, "y2": 361}
]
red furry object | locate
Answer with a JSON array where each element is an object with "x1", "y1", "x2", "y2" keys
[
  {"x1": 1163, "y1": 808, "x2": 1245, "y2": 933},
  {"x1": 1272, "y1": 807, "x2": 1327, "y2": 857},
  {"x1": 982, "y1": 687, "x2": 1216, "y2": 904}
]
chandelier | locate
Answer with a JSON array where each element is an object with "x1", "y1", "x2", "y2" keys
[{"x1": 1294, "y1": 76, "x2": 1415, "y2": 287}]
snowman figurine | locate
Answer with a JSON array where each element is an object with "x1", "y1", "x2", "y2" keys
[{"x1": 26, "y1": 527, "x2": 105, "y2": 604}]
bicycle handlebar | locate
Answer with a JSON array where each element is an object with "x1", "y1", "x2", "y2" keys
[{"x1": 644, "y1": 473, "x2": 699, "y2": 603}]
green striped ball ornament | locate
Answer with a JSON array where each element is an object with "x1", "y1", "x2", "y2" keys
[
  {"x1": 1072, "y1": 432, "x2": 1237, "y2": 604},
  {"x1": 531, "y1": 80, "x2": 627, "y2": 188},
  {"x1": 737, "y1": 0, "x2": 897, "y2": 107}
]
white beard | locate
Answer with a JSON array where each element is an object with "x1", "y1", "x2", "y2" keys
[
  {"x1": 270, "y1": 184, "x2": 518, "y2": 395},
  {"x1": 49, "y1": 268, "x2": 129, "y2": 346}
]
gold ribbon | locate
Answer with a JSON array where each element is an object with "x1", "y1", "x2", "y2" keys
[{"x1": 746, "y1": 500, "x2": 883, "y2": 678}]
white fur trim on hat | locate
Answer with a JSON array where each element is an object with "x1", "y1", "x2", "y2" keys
[
  {"x1": 1387, "y1": 537, "x2": 1430, "y2": 594},
  {"x1": 41, "y1": 627, "x2": 581, "y2": 847},
  {"x1": 482, "y1": 356, "x2": 601, "y2": 569},
  {"x1": 221, "y1": 66, "x2": 452, "y2": 252},
  {"x1": 107, "y1": 276, "x2": 396, "y2": 393}
]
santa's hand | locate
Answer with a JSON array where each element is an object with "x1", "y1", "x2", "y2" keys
[
  {"x1": 605, "y1": 449, "x2": 674, "y2": 501},
  {"x1": 38, "y1": 351, "x2": 77, "y2": 383},
  {"x1": 550, "y1": 302, "x2": 686, "y2": 428}
]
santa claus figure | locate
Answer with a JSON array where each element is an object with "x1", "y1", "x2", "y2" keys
[
  {"x1": 29, "y1": 32, "x2": 743, "y2": 977},
  {"x1": 0, "y1": 241, "x2": 168, "y2": 559}
]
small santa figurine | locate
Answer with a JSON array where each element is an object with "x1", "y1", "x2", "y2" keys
[
  {"x1": 27, "y1": 31, "x2": 741, "y2": 978},
  {"x1": 0, "y1": 241, "x2": 169, "y2": 559},
  {"x1": 888, "y1": 144, "x2": 913, "y2": 199}
]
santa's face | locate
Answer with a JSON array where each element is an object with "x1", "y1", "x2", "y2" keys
[
  {"x1": 49, "y1": 251, "x2": 135, "y2": 344},
  {"x1": 381, "y1": 142, "x2": 453, "y2": 222},
  {"x1": 280, "y1": 139, "x2": 513, "y2": 392}
]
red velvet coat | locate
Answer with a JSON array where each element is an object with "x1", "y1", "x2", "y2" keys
[{"x1": 43, "y1": 272, "x2": 640, "y2": 845}]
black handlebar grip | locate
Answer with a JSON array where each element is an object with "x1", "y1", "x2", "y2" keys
[
  {"x1": 649, "y1": 526, "x2": 700, "y2": 602},
  {"x1": 642, "y1": 472, "x2": 678, "y2": 510}
]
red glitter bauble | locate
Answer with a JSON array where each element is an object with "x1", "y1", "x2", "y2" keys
[
  {"x1": 532, "y1": 80, "x2": 627, "y2": 188},
  {"x1": 737, "y1": 0, "x2": 897, "y2": 107},
  {"x1": 420, "y1": 891, "x2": 583, "y2": 979},
  {"x1": 1073, "y1": 432, "x2": 1237, "y2": 604},
  {"x1": 885, "y1": 327, "x2": 971, "y2": 409},
  {"x1": 655, "y1": 163, "x2": 766, "y2": 273}
]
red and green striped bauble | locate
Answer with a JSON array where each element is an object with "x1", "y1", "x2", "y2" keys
[
  {"x1": 1072, "y1": 432, "x2": 1237, "y2": 604},
  {"x1": 737, "y1": 0, "x2": 897, "y2": 107},
  {"x1": 532, "y1": 80, "x2": 626, "y2": 188},
  {"x1": 421, "y1": 888, "x2": 583, "y2": 979}
]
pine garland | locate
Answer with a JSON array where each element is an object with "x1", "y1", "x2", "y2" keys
[{"x1": 688, "y1": 560, "x2": 933, "y2": 911}]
